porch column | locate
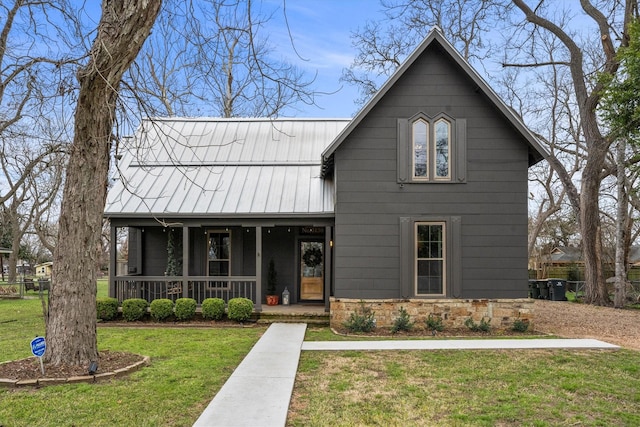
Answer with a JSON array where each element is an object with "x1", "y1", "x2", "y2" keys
[
  {"x1": 255, "y1": 226, "x2": 262, "y2": 311},
  {"x1": 182, "y1": 226, "x2": 189, "y2": 298},
  {"x1": 109, "y1": 224, "x2": 117, "y2": 298},
  {"x1": 324, "y1": 226, "x2": 332, "y2": 312}
]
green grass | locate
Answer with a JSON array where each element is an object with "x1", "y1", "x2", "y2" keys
[
  {"x1": 97, "y1": 278, "x2": 108, "y2": 298},
  {"x1": 289, "y1": 349, "x2": 640, "y2": 426},
  {"x1": 0, "y1": 296, "x2": 264, "y2": 427},
  {"x1": 3, "y1": 295, "x2": 640, "y2": 426}
]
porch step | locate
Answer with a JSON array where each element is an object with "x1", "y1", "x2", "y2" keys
[{"x1": 257, "y1": 309, "x2": 329, "y2": 326}]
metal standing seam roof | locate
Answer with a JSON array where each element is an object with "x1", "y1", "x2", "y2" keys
[{"x1": 104, "y1": 118, "x2": 350, "y2": 218}]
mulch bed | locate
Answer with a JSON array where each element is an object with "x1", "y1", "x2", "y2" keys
[
  {"x1": 332, "y1": 327, "x2": 540, "y2": 338},
  {"x1": 0, "y1": 351, "x2": 144, "y2": 381}
]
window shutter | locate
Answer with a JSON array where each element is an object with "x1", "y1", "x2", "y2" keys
[
  {"x1": 450, "y1": 216, "x2": 462, "y2": 298},
  {"x1": 456, "y1": 119, "x2": 467, "y2": 183},
  {"x1": 397, "y1": 118, "x2": 409, "y2": 183},
  {"x1": 399, "y1": 216, "x2": 412, "y2": 298}
]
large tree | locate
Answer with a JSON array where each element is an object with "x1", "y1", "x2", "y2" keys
[
  {"x1": 509, "y1": 0, "x2": 637, "y2": 306},
  {"x1": 599, "y1": 18, "x2": 640, "y2": 307},
  {"x1": 127, "y1": 0, "x2": 315, "y2": 118},
  {"x1": 45, "y1": 0, "x2": 161, "y2": 366},
  {"x1": 341, "y1": 0, "x2": 508, "y2": 105}
]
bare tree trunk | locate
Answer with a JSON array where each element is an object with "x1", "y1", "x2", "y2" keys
[
  {"x1": 614, "y1": 139, "x2": 628, "y2": 308},
  {"x1": 46, "y1": 0, "x2": 161, "y2": 366},
  {"x1": 581, "y1": 150, "x2": 610, "y2": 306}
]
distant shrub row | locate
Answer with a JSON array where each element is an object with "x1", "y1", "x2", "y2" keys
[{"x1": 96, "y1": 297, "x2": 254, "y2": 323}]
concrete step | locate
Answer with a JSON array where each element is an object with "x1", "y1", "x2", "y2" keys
[{"x1": 257, "y1": 311, "x2": 330, "y2": 325}]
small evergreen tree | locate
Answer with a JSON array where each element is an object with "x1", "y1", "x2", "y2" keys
[
  {"x1": 267, "y1": 259, "x2": 277, "y2": 295},
  {"x1": 166, "y1": 228, "x2": 183, "y2": 276}
]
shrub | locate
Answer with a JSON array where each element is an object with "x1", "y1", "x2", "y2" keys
[
  {"x1": 464, "y1": 316, "x2": 491, "y2": 332},
  {"x1": 343, "y1": 302, "x2": 376, "y2": 333},
  {"x1": 175, "y1": 298, "x2": 197, "y2": 321},
  {"x1": 228, "y1": 297, "x2": 254, "y2": 322},
  {"x1": 122, "y1": 298, "x2": 148, "y2": 322},
  {"x1": 425, "y1": 314, "x2": 445, "y2": 333},
  {"x1": 202, "y1": 298, "x2": 225, "y2": 320},
  {"x1": 391, "y1": 306, "x2": 414, "y2": 333},
  {"x1": 96, "y1": 297, "x2": 119, "y2": 321},
  {"x1": 512, "y1": 318, "x2": 530, "y2": 333},
  {"x1": 150, "y1": 298, "x2": 174, "y2": 321}
]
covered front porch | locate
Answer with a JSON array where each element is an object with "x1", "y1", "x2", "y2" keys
[{"x1": 108, "y1": 219, "x2": 333, "y2": 311}]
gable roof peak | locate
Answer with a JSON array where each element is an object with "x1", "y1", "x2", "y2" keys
[{"x1": 321, "y1": 27, "x2": 549, "y2": 170}]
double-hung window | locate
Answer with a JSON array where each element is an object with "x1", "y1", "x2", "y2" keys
[
  {"x1": 400, "y1": 216, "x2": 461, "y2": 299},
  {"x1": 398, "y1": 113, "x2": 465, "y2": 184},
  {"x1": 415, "y1": 222, "x2": 445, "y2": 296}
]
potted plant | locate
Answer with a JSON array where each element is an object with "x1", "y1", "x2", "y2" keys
[{"x1": 266, "y1": 259, "x2": 279, "y2": 305}]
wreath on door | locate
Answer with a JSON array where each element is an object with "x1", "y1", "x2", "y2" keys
[{"x1": 303, "y1": 247, "x2": 323, "y2": 268}]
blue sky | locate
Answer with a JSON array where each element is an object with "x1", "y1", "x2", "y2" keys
[
  {"x1": 77, "y1": 1, "x2": 386, "y2": 118},
  {"x1": 261, "y1": 0, "x2": 389, "y2": 117}
]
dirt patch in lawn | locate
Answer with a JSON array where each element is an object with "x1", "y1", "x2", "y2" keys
[{"x1": 533, "y1": 299, "x2": 640, "y2": 350}]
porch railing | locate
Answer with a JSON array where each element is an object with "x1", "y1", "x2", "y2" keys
[{"x1": 113, "y1": 276, "x2": 258, "y2": 305}]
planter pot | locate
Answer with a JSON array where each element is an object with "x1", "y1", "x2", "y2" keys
[{"x1": 266, "y1": 295, "x2": 279, "y2": 306}]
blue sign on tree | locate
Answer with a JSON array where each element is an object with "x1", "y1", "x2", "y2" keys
[{"x1": 30, "y1": 336, "x2": 46, "y2": 357}]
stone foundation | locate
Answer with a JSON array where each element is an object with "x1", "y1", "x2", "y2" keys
[{"x1": 330, "y1": 298, "x2": 534, "y2": 330}]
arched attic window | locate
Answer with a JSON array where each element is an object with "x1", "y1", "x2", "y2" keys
[
  {"x1": 434, "y1": 118, "x2": 451, "y2": 180},
  {"x1": 412, "y1": 118, "x2": 429, "y2": 178},
  {"x1": 398, "y1": 113, "x2": 465, "y2": 184}
]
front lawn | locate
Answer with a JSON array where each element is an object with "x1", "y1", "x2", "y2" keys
[
  {"x1": 289, "y1": 348, "x2": 640, "y2": 426},
  {"x1": 3, "y1": 296, "x2": 640, "y2": 426},
  {"x1": 0, "y1": 297, "x2": 264, "y2": 427}
]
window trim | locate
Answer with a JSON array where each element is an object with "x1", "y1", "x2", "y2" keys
[
  {"x1": 412, "y1": 118, "x2": 429, "y2": 180},
  {"x1": 398, "y1": 113, "x2": 465, "y2": 184},
  {"x1": 414, "y1": 221, "x2": 447, "y2": 297},
  {"x1": 400, "y1": 216, "x2": 461, "y2": 299}
]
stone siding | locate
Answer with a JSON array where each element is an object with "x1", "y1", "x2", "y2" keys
[{"x1": 330, "y1": 298, "x2": 534, "y2": 330}]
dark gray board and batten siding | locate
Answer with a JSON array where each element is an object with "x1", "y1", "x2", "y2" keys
[{"x1": 332, "y1": 43, "x2": 530, "y2": 300}]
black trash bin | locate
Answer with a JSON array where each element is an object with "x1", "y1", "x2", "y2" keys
[
  {"x1": 547, "y1": 278, "x2": 567, "y2": 301},
  {"x1": 528, "y1": 279, "x2": 540, "y2": 299},
  {"x1": 537, "y1": 279, "x2": 549, "y2": 299}
]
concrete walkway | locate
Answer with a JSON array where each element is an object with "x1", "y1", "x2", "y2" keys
[
  {"x1": 192, "y1": 323, "x2": 307, "y2": 427},
  {"x1": 193, "y1": 323, "x2": 619, "y2": 427},
  {"x1": 302, "y1": 338, "x2": 620, "y2": 351}
]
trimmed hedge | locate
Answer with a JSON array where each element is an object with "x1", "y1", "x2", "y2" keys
[
  {"x1": 175, "y1": 298, "x2": 197, "y2": 321},
  {"x1": 150, "y1": 298, "x2": 174, "y2": 321},
  {"x1": 96, "y1": 297, "x2": 119, "y2": 321},
  {"x1": 122, "y1": 298, "x2": 148, "y2": 321},
  {"x1": 227, "y1": 297, "x2": 254, "y2": 322},
  {"x1": 202, "y1": 298, "x2": 225, "y2": 320}
]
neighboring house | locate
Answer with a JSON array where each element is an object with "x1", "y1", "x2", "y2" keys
[
  {"x1": 534, "y1": 246, "x2": 640, "y2": 281},
  {"x1": 104, "y1": 28, "x2": 548, "y2": 327},
  {"x1": 35, "y1": 261, "x2": 53, "y2": 278}
]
